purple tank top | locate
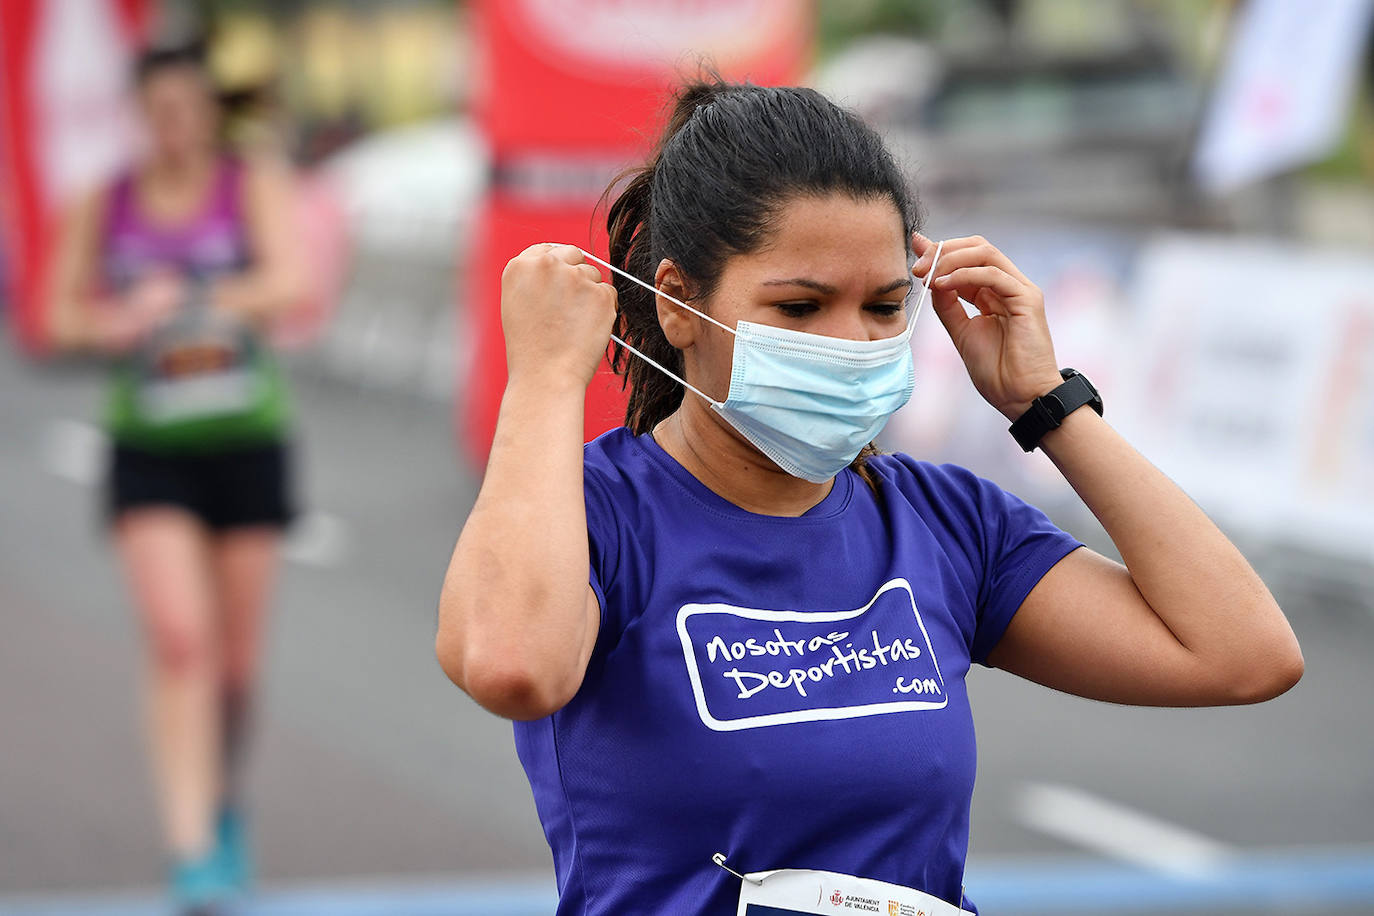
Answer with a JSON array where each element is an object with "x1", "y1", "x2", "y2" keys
[{"x1": 103, "y1": 157, "x2": 251, "y2": 292}]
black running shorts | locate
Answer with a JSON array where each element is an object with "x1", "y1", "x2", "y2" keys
[{"x1": 107, "y1": 440, "x2": 295, "y2": 531}]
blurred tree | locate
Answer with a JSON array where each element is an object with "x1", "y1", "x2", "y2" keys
[
  {"x1": 817, "y1": 0, "x2": 953, "y2": 57},
  {"x1": 1306, "y1": 47, "x2": 1374, "y2": 182}
]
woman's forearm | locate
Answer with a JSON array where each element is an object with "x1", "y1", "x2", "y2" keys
[
  {"x1": 1039, "y1": 408, "x2": 1303, "y2": 685},
  {"x1": 436, "y1": 374, "x2": 597, "y2": 718},
  {"x1": 211, "y1": 270, "x2": 299, "y2": 324},
  {"x1": 48, "y1": 295, "x2": 97, "y2": 351},
  {"x1": 49, "y1": 294, "x2": 131, "y2": 354}
]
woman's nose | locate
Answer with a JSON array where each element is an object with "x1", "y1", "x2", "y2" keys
[{"x1": 815, "y1": 308, "x2": 875, "y2": 341}]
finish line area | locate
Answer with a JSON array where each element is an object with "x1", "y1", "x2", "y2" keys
[{"x1": 4, "y1": 846, "x2": 1374, "y2": 916}]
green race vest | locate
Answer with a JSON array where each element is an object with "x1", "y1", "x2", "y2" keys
[{"x1": 105, "y1": 304, "x2": 290, "y2": 453}]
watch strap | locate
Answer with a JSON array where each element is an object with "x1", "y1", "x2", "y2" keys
[{"x1": 1008, "y1": 369, "x2": 1101, "y2": 452}]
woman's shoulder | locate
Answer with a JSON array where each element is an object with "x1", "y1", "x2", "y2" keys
[
  {"x1": 84, "y1": 166, "x2": 136, "y2": 221},
  {"x1": 864, "y1": 452, "x2": 1064, "y2": 551},
  {"x1": 584, "y1": 424, "x2": 635, "y2": 461},
  {"x1": 582, "y1": 427, "x2": 668, "y2": 548},
  {"x1": 865, "y1": 451, "x2": 988, "y2": 496},
  {"x1": 231, "y1": 151, "x2": 289, "y2": 180},
  {"x1": 230, "y1": 152, "x2": 294, "y2": 205},
  {"x1": 582, "y1": 427, "x2": 653, "y2": 492},
  {"x1": 582, "y1": 425, "x2": 714, "y2": 524},
  {"x1": 862, "y1": 451, "x2": 1021, "y2": 530}
]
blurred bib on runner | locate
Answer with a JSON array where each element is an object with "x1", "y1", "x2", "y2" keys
[
  {"x1": 107, "y1": 289, "x2": 289, "y2": 452},
  {"x1": 134, "y1": 305, "x2": 261, "y2": 424}
]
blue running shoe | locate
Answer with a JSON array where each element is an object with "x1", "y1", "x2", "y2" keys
[
  {"x1": 169, "y1": 850, "x2": 230, "y2": 911},
  {"x1": 215, "y1": 804, "x2": 255, "y2": 892}
]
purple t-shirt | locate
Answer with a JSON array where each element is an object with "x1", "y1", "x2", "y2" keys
[{"x1": 514, "y1": 428, "x2": 1080, "y2": 915}]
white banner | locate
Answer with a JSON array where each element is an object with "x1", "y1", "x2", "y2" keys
[
  {"x1": 1116, "y1": 233, "x2": 1374, "y2": 562},
  {"x1": 31, "y1": 0, "x2": 139, "y2": 206},
  {"x1": 885, "y1": 227, "x2": 1374, "y2": 565},
  {"x1": 1194, "y1": 0, "x2": 1374, "y2": 193}
]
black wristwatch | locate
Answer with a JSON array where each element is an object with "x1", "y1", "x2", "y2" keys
[{"x1": 1008, "y1": 368, "x2": 1102, "y2": 452}]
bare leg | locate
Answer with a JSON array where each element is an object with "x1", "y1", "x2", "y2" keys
[
  {"x1": 115, "y1": 508, "x2": 220, "y2": 861},
  {"x1": 211, "y1": 526, "x2": 281, "y2": 808}
]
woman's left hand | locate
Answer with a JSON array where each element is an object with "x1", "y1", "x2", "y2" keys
[{"x1": 913, "y1": 233, "x2": 1064, "y2": 421}]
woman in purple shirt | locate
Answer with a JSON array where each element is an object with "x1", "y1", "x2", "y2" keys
[
  {"x1": 436, "y1": 79, "x2": 1303, "y2": 914},
  {"x1": 46, "y1": 44, "x2": 299, "y2": 913}
]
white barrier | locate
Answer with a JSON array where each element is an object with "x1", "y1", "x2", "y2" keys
[
  {"x1": 1119, "y1": 234, "x2": 1374, "y2": 566},
  {"x1": 886, "y1": 228, "x2": 1374, "y2": 571}
]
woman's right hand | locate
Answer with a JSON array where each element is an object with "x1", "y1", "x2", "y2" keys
[
  {"x1": 95, "y1": 271, "x2": 184, "y2": 353},
  {"x1": 500, "y1": 244, "x2": 617, "y2": 390},
  {"x1": 125, "y1": 270, "x2": 184, "y2": 325}
]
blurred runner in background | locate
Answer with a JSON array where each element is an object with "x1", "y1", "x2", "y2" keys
[{"x1": 43, "y1": 41, "x2": 300, "y2": 915}]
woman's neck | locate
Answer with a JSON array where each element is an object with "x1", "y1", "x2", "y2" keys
[
  {"x1": 144, "y1": 149, "x2": 216, "y2": 185},
  {"x1": 136, "y1": 151, "x2": 218, "y2": 225},
  {"x1": 652, "y1": 400, "x2": 833, "y2": 517}
]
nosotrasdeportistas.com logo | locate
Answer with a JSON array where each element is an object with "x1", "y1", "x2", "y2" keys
[{"x1": 676, "y1": 578, "x2": 947, "y2": 732}]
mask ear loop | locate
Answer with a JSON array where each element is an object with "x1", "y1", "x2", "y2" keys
[
  {"x1": 578, "y1": 242, "x2": 943, "y2": 406},
  {"x1": 909, "y1": 239, "x2": 944, "y2": 324},
  {"x1": 579, "y1": 248, "x2": 730, "y2": 407}
]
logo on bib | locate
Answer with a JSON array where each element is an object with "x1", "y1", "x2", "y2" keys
[{"x1": 676, "y1": 578, "x2": 947, "y2": 732}]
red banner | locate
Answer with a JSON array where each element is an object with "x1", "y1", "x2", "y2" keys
[
  {"x1": 0, "y1": 0, "x2": 148, "y2": 352},
  {"x1": 462, "y1": 0, "x2": 812, "y2": 464}
]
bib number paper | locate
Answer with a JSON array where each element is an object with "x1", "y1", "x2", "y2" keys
[
  {"x1": 134, "y1": 314, "x2": 260, "y2": 424},
  {"x1": 736, "y1": 868, "x2": 966, "y2": 916}
]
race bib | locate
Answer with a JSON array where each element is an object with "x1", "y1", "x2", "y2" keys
[
  {"x1": 731, "y1": 865, "x2": 967, "y2": 916},
  {"x1": 134, "y1": 311, "x2": 261, "y2": 424}
]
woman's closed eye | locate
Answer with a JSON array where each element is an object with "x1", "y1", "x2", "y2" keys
[
  {"x1": 775, "y1": 301, "x2": 820, "y2": 319},
  {"x1": 774, "y1": 301, "x2": 905, "y2": 320},
  {"x1": 865, "y1": 302, "x2": 905, "y2": 318}
]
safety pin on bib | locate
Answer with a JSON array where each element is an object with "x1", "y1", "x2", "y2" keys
[{"x1": 712, "y1": 852, "x2": 763, "y2": 886}]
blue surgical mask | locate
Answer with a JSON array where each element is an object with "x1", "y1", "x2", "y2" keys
[{"x1": 581, "y1": 242, "x2": 942, "y2": 483}]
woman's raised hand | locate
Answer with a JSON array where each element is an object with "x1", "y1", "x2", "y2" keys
[
  {"x1": 93, "y1": 270, "x2": 184, "y2": 353},
  {"x1": 912, "y1": 233, "x2": 1064, "y2": 421},
  {"x1": 501, "y1": 244, "x2": 617, "y2": 390}
]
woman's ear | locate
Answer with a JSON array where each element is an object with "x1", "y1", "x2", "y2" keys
[{"x1": 654, "y1": 258, "x2": 696, "y2": 349}]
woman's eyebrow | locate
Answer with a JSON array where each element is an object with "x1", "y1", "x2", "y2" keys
[
  {"x1": 762, "y1": 277, "x2": 837, "y2": 294},
  {"x1": 761, "y1": 277, "x2": 913, "y2": 295}
]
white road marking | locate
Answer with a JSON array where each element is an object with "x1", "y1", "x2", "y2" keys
[
  {"x1": 283, "y1": 511, "x2": 351, "y2": 568},
  {"x1": 38, "y1": 419, "x2": 105, "y2": 486},
  {"x1": 1015, "y1": 782, "x2": 1235, "y2": 878}
]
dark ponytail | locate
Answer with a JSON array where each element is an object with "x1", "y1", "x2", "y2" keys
[
  {"x1": 605, "y1": 82, "x2": 730, "y2": 433},
  {"x1": 603, "y1": 77, "x2": 918, "y2": 480}
]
